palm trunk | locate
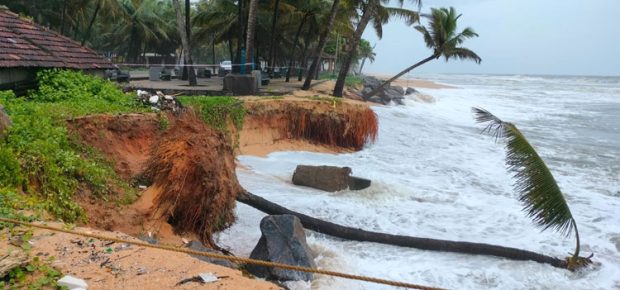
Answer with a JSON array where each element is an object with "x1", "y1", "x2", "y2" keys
[
  {"x1": 286, "y1": 14, "x2": 308, "y2": 82},
  {"x1": 358, "y1": 57, "x2": 367, "y2": 75},
  {"x1": 228, "y1": 40, "x2": 234, "y2": 64},
  {"x1": 212, "y1": 35, "x2": 216, "y2": 64},
  {"x1": 365, "y1": 54, "x2": 436, "y2": 100},
  {"x1": 81, "y1": 0, "x2": 102, "y2": 46},
  {"x1": 301, "y1": 0, "x2": 340, "y2": 90},
  {"x1": 298, "y1": 23, "x2": 313, "y2": 82},
  {"x1": 267, "y1": 0, "x2": 281, "y2": 72},
  {"x1": 173, "y1": 0, "x2": 197, "y2": 85},
  {"x1": 237, "y1": 190, "x2": 568, "y2": 269},
  {"x1": 244, "y1": 0, "x2": 259, "y2": 74},
  {"x1": 333, "y1": 0, "x2": 376, "y2": 97},
  {"x1": 235, "y1": 0, "x2": 245, "y2": 73},
  {"x1": 572, "y1": 218, "x2": 580, "y2": 259},
  {"x1": 60, "y1": 0, "x2": 67, "y2": 35}
]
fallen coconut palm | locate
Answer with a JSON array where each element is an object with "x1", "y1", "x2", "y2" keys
[
  {"x1": 472, "y1": 107, "x2": 592, "y2": 270},
  {"x1": 237, "y1": 190, "x2": 569, "y2": 269}
]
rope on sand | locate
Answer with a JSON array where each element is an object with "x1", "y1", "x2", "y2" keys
[{"x1": 0, "y1": 217, "x2": 444, "y2": 290}]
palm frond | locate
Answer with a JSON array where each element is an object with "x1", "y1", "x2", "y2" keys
[
  {"x1": 445, "y1": 47, "x2": 482, "y2": 63},
  {"x1": 472, "y1": 107, "x2": 576, "y2": 237},
  {"x1": 414, "y1": 25, "x2": 433, "y2": 49},
  {"x1": 383, "y1": 7, "x2": 420, "y2": 26}
]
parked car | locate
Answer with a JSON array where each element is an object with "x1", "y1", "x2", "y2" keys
[{"x1": 219, "y1": 60, "x2": 232, "y2": 72}]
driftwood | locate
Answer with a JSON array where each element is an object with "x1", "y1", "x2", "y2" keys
[
  {"x1": 0, "y1": 248, "x2": 29, "y2": 277},
  {"x1": 237, "y1": 190, "x2": 568, "y2": 269}
]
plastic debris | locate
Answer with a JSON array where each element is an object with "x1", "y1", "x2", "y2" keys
[
  {"x1": 57, "y1": 275, "x2": 88, "y2": 289},
  {"x1": 149, "y1": 95, "x2": 159, "y2": 104},
  {"x1": 199, "y1": 272, "x2": 219, "y2": 283}
]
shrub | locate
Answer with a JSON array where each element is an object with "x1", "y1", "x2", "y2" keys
[{"x1": 0, "y1": 69, "x2": 146, "y2": 222}]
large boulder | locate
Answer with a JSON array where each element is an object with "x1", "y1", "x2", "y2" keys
[
  {"x1": 292, "y1": 165, "x2": 352, "y2": 192},
  {"x1": 362, "y1": 76, "x2": 381, "y2": 90},
  {"x1": 382, "y1": 86, "x2": 405, "y2": 105},
  {"x1": 405, "y1": 87, "x2": 419, "y2": 95},
  {"x1": 361, "y1": 76, "x2": 405, "y2": 105},
  {"x1": 247, "y1": 215, "x2": 316, "y2": 281},
  {"x1": 0, "y1": 105, "x2": 11, "y2": 138}
]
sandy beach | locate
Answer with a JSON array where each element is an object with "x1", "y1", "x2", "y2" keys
[{"x1": 368, "y1": 73, "x2": 456, "y2": 89}]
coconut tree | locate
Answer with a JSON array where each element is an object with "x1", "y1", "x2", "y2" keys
[
  {"x1": 301, "y1": 0, "x2": 341, "y2": 90},
  {"x1": 114, "y1": 0, "x2": 171, "y2": 63},
  {"x1": 244, "y1": 0, "x2": 259, "y2": 73},
  {"x1": 365, "y1": 7, "x2": 480, "y2": 100},
  {"x1": 472, "y1": 107, "x2": 593, "y2": 270},
  {"x1": 332, "y1": 0, "x2": 420, "y2": 97},
  {"x1": 172, "y1": 0, "x2": 197, "y2": 85},
  {"x1": 81, "y1": 0, "x2": 122, "y2": 45},
  {"x1": 357, "y1": 39, "x2": 376, "y2": 74},
  {"x1": 193, "y1": 0, "x2": 239, "y2": 61}
]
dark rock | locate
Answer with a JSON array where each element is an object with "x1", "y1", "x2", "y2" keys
[
  {"x1": 186, "y1": 241, "x2": 238, "y2": 269},
  {"x1": 405, "y1": 87, "x2": 418, "y2": 95},
  {"x1": 292, "y1": 165, "x2": 352, "y2": 192},
  {"x1": 391, "y1": 85, "x2": 405, "y2": 96},
  {"x1": 362, "y1": 76, "x2": 381, "y2": 90},
  {"x1": 384, "y1": 86, "x2": 404, "y2": 99},
  {"x1": 247, "y1": 215, "x2": 315, "y2": 281},
  {"x1": 361, "y1": 87, "x2": 373, "y2": 97},
  {"x1": 0, "y1": 104, "x2": 11, "y2": 138},
  {"x1": 347, "y1": 176, "x2": 372, "y2": 190}
]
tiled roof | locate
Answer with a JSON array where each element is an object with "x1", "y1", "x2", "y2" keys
[{"x1": 0, "y1": 7, "x2": 114, "y2": 69}]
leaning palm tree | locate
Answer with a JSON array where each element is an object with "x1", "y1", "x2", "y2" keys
[
  {"x1": 365, "y1": 7, "x2": 481, "y2": 100},
  {"x1": 332, "y1": 0, "x2": 421, "y2": 97},
  {"x1": 473, "y1": 107, "x2": 592, "y2": 270}
]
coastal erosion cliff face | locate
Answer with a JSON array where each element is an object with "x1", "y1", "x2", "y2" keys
[
  {"x1": 238, "y1": 98, "x2": 378, "y2": 156},
  {"x1": 66, "y1": 97, "x2": 378, "y2": 245}
]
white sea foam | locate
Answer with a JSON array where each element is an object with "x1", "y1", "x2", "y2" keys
[{"x1": 216, "y1": 74, "x2": 620, "y2": 289}]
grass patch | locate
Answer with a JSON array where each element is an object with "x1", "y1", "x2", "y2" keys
[
  {"x1": 318, "y1": 71, "x2": 364, "y2": 89},
  {"x1": 0, "y1": 69, "x2": 147, "y2": 222},
  {"x1": 178, "y1": 96, "x2": 245, "y2": 136},
  {"x1": 307, "y1": 95, "x2": 343, "y2": 106}
]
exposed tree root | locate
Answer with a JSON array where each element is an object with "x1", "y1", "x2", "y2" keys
[{"x1": 237, "y1": 190, "x2": 573, "y2": 269}]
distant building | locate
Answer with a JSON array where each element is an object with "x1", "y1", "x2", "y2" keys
[{"x1": 0, "y1": 6, "x2": 114, "y2": 95}]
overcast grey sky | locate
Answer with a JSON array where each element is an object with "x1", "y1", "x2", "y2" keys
[{"x1": 362, "y1": 0, "x2": 620, "y2": 76}]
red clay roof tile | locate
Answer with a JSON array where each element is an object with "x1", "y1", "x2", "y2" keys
[{"x1": 0, "y1": 8, "x2": 114, "y2": 69}]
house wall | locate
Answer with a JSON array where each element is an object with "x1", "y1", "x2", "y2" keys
[
  {"x1": 0, "y1": 68, "x2": 36, "y2": 85},
  {"x1": 0, "y1": 68, "x2": 108, "y2": 96}
]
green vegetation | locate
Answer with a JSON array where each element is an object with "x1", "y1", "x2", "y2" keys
[
  {"x1": 0, "y1": 70, "x2": 146, "y2": 222},
  {"x1": 0, "y1": 254, "x2": 62, "y2": 289},
  {"x1": 318, "y1": 72, "x2": 363, "y2": 88},
  {"x1": 178, "y1": 96, "x2": 245, "y2": 135}
]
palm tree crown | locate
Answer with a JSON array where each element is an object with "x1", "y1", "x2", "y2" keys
[{"x1": 416, "y1": 7, "x2": 481, "y2": 62}]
